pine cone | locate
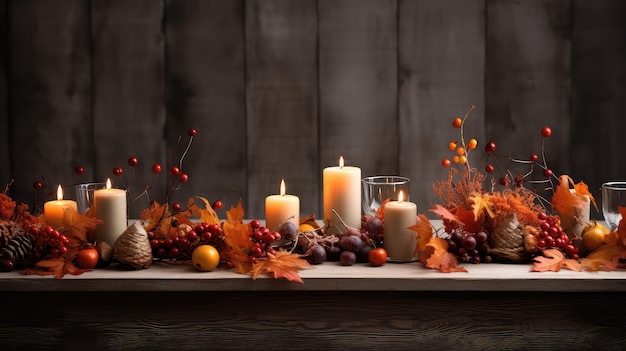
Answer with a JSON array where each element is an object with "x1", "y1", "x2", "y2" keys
[
  {"x1": 488, "y1": 214, "x2": 529, "y2": 262},
  {"x1": 0, "y1": 220, "x2": 24, "y2": 249},
  {"x1": 112, "y1": 223, "x2": 153, "y2": 269}
]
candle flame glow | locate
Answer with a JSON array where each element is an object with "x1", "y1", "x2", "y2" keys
[
  {"x1": 398, "y1": 190, "x2": 405, "y2": 202},
  {"x1": 280, "y1": 179, "x2": 286, "y2": 196},
  {"x1": 339, "y1": 156, "x2": 344, "y2": 168},
  {"x1": 56, "y1": 185, "x2": 63, "y2": 201},
  {"x1": 106, "y1": 178, "x2": 112, "y2": 189}
]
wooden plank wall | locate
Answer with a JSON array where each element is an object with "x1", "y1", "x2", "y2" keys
[{"x1": 1, "y1": 0, "x2": 625, "y2": 220}]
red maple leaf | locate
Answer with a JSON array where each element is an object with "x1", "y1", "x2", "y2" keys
[{"x1": 21, "y1": 249, "x2": 90, "y2": 279}]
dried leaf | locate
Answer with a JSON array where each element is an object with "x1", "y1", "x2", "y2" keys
[
  {"x1": 375, "y1": 199, "x2": 390, "y2": 221},
  {"x1": 187, "y1": 196, "x2": 220, "y2": 225},
  {"x1": 140, "y1": 202, "x2": 171, "y2": 232},
  {"x1": 573, "y1": 180, "x2": 598, "y2": 211},
  {"x1": 299, "y1": 213, "x2": 320, "y2": 229},
  {"x1": 551, "y1": 175, "x2": 585, "y2": 219},
  {"x1": 249, "y1": 251, "x2": 311, "y2": 283},
  {"x1": 531, "y1": 249, "x2": 582, "y2": 272},
  {"x1": 408, "y1": 215, "x2": 467, "y2": 273},
  {"x1": 469, "y1": 192, "x2": 495, "y2": 220},
  {"x1": 221, "y1": 199, "x2": 253, "y2": 272},
  {"x1": 62, "y1": 210, "x2": 103, "y2": 244},
  {"x1": 21, "y1": 250, "x2": 90, "y2": 279},
  {"x1": 428, "y1": 204, "x2": 460, "y2": 224}
]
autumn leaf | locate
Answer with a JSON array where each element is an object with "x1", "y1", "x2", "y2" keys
[
  {"x1": 249, "y1": 251, "x2": 311, "y2": 283},
  {"x1": 408, "y1": 215, "x2": 467, "y2": 273},
  {"x1": 62, "y1": 210, "x2": 103, "y2": 244},
  {"x1": 552, "y1": 175, "x2": 586, "y2": 219},
  {"x1": 21, "y1": 249, "x2": 90, "y2": 279},
  {"x1": 531, "y1": 249, "x2": 582, "y2": 272},
  {"x1": 375, "y1": 199, "x2": 390, "y2": 221},
  {"x1": 469, "y1": 192, "x2": 494, "y2": 221},
  {"x1": 300, "y1": 213, "x2": 320, "y2": 229},
  {"x1": 428, "y1": 204, "x2": 460, "y2": 224},
  {"x1": 573, "y1": 180, "x2": 598, "y2": 211},
  {"x1": 187, "y1": 196, "x2": 220, "y2": 225},
  {"x1": 221, "y1": 199, "x2": 253, "y2": 273},
  {"x1": 140, "y1": 201, "x2": 171, "y2": 232}
]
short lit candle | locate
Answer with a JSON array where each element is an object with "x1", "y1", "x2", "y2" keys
[
  {"x1": 94, "y1": 178, "x2": 128, "y2": 247},
  {"x1": 323, "y1": 156, "x2": 361, "y2": 235},
  {"x1": 383, "y1": 191, "x2": 417, "y2": 262},
  {"x1": 265, "y1": 179, "x2": 300, "y2": 231},
  {"x1": 44, "y1": 185, "x2": 78, "y2": 229}
]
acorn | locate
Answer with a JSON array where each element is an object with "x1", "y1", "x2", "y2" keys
[{"x1": 112, "y1": 223, "x2": 153, "y2": 269}]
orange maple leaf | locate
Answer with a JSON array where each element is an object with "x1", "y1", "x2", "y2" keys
[
  {"x1": 140, "y1": 201, "x2": 171, "y2": 232},
  {"x1": 187, "y1": 197, "x2": 220, "y2": 225},
  {"x1": 428, "y1": 204, "x2": 460, "y2": 224},
  {"x1": 375, "y1": 199, "x2": 390, "y2": 221},
  {"x1": 62, "y1": 210, "x2": 103, "y2": 244},
  {"x1": 469, "y1": 192, "x2": 495, "y2": 221},
  {"x1": 531, "y1": 249, "x2": 582, "y2": 272},
  {"x1": 408, "y1": 215, "x2": 467, "y2": 273},
  {"x1": 551, "y1": 175, "x2": 586, "y2": 219},
  {"x1": 221, "y1": 199, "x2": 253, "y2": 273},
  {"x1": 581, "y1": 208, "x2": 626, "y2": 271},
  {"x1": 573, "y1": 180, "x2": 598, "y2": 211},
  {"x1": 21, "y1": 249, "x2": 90, "y2": 279},
  {"x1": 249, "y1": 251, "x2": 311, "y2": 283}
]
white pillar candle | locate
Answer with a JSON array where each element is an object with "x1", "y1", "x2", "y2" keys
[
  {"x1": 383, "y1": 191, "x2": 417, "y2": 262},
  {"x1": 44, "y1": 185, "x2": 78, "y2": 229},
  {"x1": 265, "y1": 179, "x2": 300, "y2": 231},
  {"x1": 94, "y1": 178, "x2": 128, "y2": 247},
  {"x1": 323, "y1": 156, "x2": 361, "y2": 235}
]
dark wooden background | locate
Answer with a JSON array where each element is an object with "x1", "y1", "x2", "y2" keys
[{"x1": 1, "y1": 0, "x2": 625, "y2": 219}]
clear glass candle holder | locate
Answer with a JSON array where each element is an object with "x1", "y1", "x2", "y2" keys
[
  {"x1": 75, "y1": 182, "x2": 107, "y2": 214},
  {"x1": 362, "y1": 176, "x2": 410, "y2": 217}
]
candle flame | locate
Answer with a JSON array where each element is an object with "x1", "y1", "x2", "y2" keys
[
  {"x1": 398, "y1": 190, "x2": 405, "y2": 202},
  {"x1": 339, "y1": 156, "x2": 344, "y2": 168},
  {"x1": 56, "y1": 185, "x2": 63, "y2": 201},
  {"x1": 106, "y1": 178, "x2": 112, "y2": 189},
  {"x1": 280, "y1": 179, "x2": 286, "y2": 196}
]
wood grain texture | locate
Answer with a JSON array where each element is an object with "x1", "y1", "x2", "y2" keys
[
  {"x1": 2, "y1": 291, "x2": 626, "y2": 350},
  {"x1": 164, "y1": 0, "x2": 246, "y2": 209},
  {"x1": 486, "y1": 0, "x2": 572, "y2": 198},
  {"x1": 246, "y1": 0, "x2": 319, "y2": 218},
  {"x1": 571, "y1": 0, "x2": 626, "y2": 206},
  {"x1": 8, "y1": 0, "x2": 91, "y2": 210},
  {"x1": 398, "y1": 0, "x2": 485, "y2": 215},
  {"x1": 91, "y1": 0, "x2": 166, "y2": 217},
  {"x1": 0, "y1": 0, "x2": 8, "y2": 190},
  {"x1": 318, "y1": 0, "x2": 398, "y2": 180}
]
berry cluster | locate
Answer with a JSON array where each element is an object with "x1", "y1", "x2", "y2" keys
[
  {"x1": 446, "y1": 229, "x2": 492, "y2": 264},
  {"x1": 535, "y1": 213, "x2": 578, "y2": 259},
  {"x1": 441, "y1": 109, "x2": 479, "y2": 168},
  {"x1": 247, "y1": 219, "x2": 287, "y2": 263},
  {"x1": 29, "y1": 225, "x2": 70, "y2": 260},
  {"x1": 148, "y1": 221, "x2": 224, "y2": 261}
]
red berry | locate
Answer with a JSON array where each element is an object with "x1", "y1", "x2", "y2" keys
[
  {"x1": 212, "y1": 200, "x2": 223, "y2": 209},
  {"x1": 188, "y1": 128, "x2": 197, "y2": 137},
  {"x1": 529, "y1": 153, "x2": 539, "y2": 162},
  {"x1": 485, "y1": 164, "x2": 494, "y2": 173},
  {"x1": 33, "y1": 181, "x2": 43, "y2": 190},
  {"x1": 113, "y1": 167, "x2": 123, "y2": 176},
  {"x1": 541, "y1": 126, "x2": 552, "y2": 137},
  {"x1": 250, "y1": 219, "x2": 261, "y2": 229},
  {"x1": 178, "y1": 173, "x2": 189, "y2": 183},
  {"x1": 152, "y1": 163, "x2": 162, "y2": 173},
  {"x1": 170, "y1": 166, "x2": 180, "y2": 176},
  {"x1": 485, "y1": 142, "x2": 496, "y2": 153},
  {"x1": 75, "y1": 166, "x2": 85, "y2": 175},
  {"x1": 498, "y1": 177, "x2": 509, "y2": 186},
  {"x1": 452, "y1": 117, "x2": 462, "y2": 128},
  {"x1": 543, "y1": 168, "x2": 553, "y2": 178},
  {"x1": 441, "y1": 159, "x2": 451, "y2": 167},
  {"x1": 172, "y1": 202, "x2": 182, "y2": 212},
  {"x1": 128, "y1": 156, "x2": 138, "y2": 167}
]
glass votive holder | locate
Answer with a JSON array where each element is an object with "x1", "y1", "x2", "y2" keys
[
  {"x1": 75, "y1": 182, "x2": 107, "y2": 214},
  {"x1": 362, "y1": 176, "x2": 410, "y2": 217}
]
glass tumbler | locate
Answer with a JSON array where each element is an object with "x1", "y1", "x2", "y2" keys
[
  {"x1": 602, "y1": 181, "x2": 626, "y2": 230},
  {"x1": 361, "y1": 176, "x2": 410, "y2": 217},
  {"x1": 75, "y1": 182, "x2": 107, "y2": 215}
]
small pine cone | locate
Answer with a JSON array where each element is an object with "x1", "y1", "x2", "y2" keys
[
  {"x1": 113, "y1": 223, "x2": 153, "y2": 269},
  {"x1": 0, "y1": 220, "x2": 25, "y2": 249},
  {"x1": 2, "y1": 234, "x2": 32, "y2": 262}
]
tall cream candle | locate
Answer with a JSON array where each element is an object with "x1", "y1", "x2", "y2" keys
[
  {"x1": 323, "y1": 156, "x2": 361, "y2": 235},
  {"x1": 94, "y1": 178, "x2": 127, "y2": 247},
  {"x1": 44, "y1": 185, "x2": 78, "y2": 229},
  {"x1": 383, "y1": 191, "x2": 417, "y2": 262},
  {"x1": 265, "y1": 179, "x2": 300, "y2": 231}
]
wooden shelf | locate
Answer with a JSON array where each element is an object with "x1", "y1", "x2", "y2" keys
[{"x1": 3, "y1": 260, "x2": 626, "y2": 292}]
